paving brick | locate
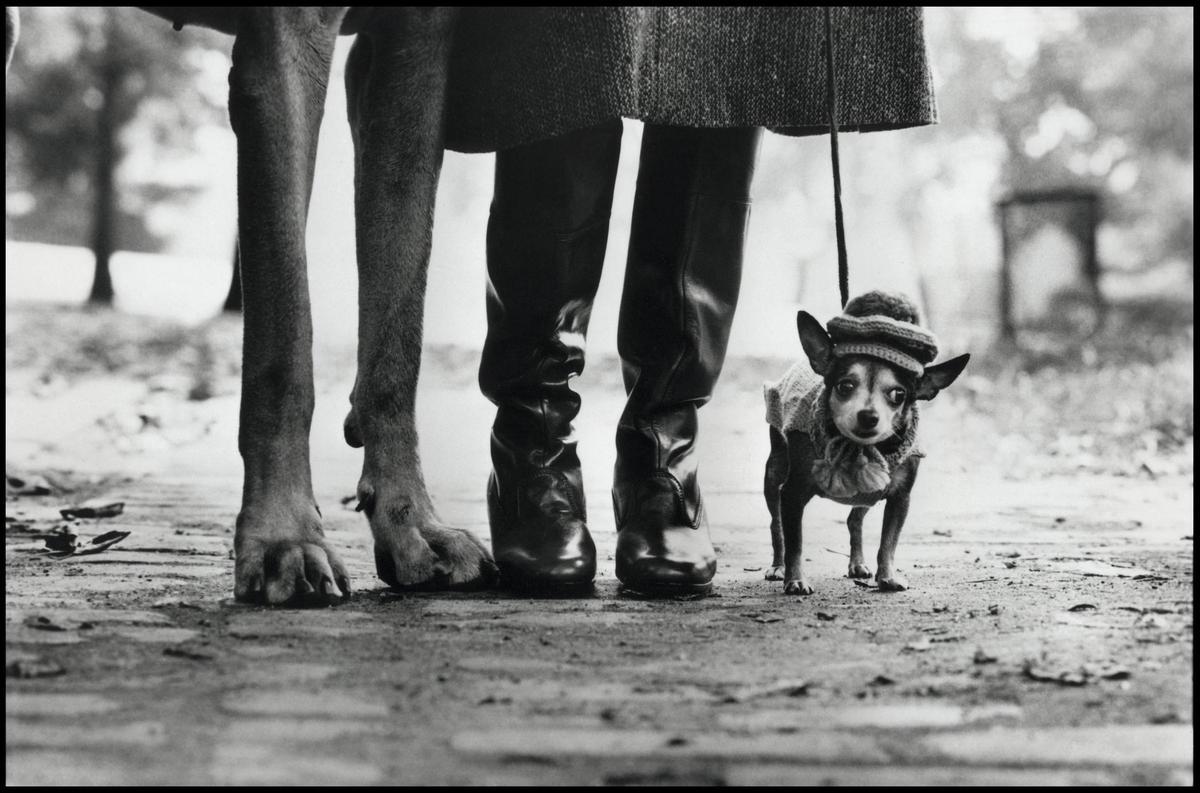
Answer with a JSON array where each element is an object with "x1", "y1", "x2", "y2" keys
[
  {"x1": 4, "y1": 751, "x2": 135, "y2": 786},
  {"x1": 492, "y1": 679, "x2": 720, "y2": 703},
  {"x1": 236, "y1": 663, "x2": 338, "y2": 685},
  {"x1": 921, "y1": 725, "x2": 1193, "y2": 767},
  {"x1": 6, "y1": 693, "x2": 120, "y2": 717},
  {"x1": 226, "y1": 610, "x2": 378, "y2": 639},
  {"x1": 451, "y1": 728, "x2": 890, "y2": 763},
  {"x1": 211, "y1": 745, "x2": 383, "y2": 785},
  {"x1": 5, "y1": 720, "x2": 167, "y2": 748},
  {"x1": 221, "y1": 689, "x2": 391, "y2": 718},
  {"x1": 222, "y1": 718, "x2": 390, "y2": 743},
  {"x1": 4, "y1": 626, "x2": 83, "y2": 645},
  {"x1": 457, "y1": 655, "x2": 569, "y2": 674},
  {"x1": 728, "y1": 764, "x2": 1118, "y2": 786},
  {"x1": 718, "y1": 702, "x2": 1025, "y2": 731},
  {"x1": 6, "y1": 608, "x2": 175, "y2": 626},
  {"x1": 107, "y1": 626, "x2": 200, "y2": 643}
]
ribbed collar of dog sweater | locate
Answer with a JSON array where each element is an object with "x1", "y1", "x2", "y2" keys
[{"x1": 807, "y1": 386, "x2": 922, "y2": 503}]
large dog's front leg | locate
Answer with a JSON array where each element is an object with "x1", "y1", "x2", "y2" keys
[
  {"x1": 344, "y1": 10, "x2": 496, "y2": 589},
  {"x1": 229, "y1": 8, "x2": 349, "y2": 605}
]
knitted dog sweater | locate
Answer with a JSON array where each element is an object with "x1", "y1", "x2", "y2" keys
[{"x1": 764, "y1": 362, "x2": 921, "y2": 506}]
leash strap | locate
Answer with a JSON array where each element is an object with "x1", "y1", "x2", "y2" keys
[{"x1": 824, "y1": 6, "x2": 849, "y2": 308}]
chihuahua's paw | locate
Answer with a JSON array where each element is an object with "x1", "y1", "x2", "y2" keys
[
  {"x1": 876, "y1": 571, "x2": 908, "y2": 592},
  {"x1": 848, "y1": 562, "x2": 872, "y2": 579},
  {"x1": 783, "y1": 579, "x2": 814, "y2": 596},
  {"x1": 764, "y1": 566, "x2": 784, "y2": 581}
]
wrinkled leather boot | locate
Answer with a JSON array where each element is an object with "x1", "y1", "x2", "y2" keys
[
  {"x1": 613, "y1": 125, "x2": 762, "y2": 595},
  {"x1": 480, "y1": 119, "x2": 623, "y2": 593}
]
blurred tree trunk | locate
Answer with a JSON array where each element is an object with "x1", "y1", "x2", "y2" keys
[
  {"x1": 87, "y1": 9, "x2": 121, "y2": 305},
  {"x1": 223, "y1": 240, "x2": 243, "y2": 313}
]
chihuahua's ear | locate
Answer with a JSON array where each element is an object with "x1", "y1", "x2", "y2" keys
[
  {"x1": 796, "y1": 311, "x2": 833, "y2": 375},
  {"x1": 915, "y1": 353, "x2": 970, "y2": 401}
]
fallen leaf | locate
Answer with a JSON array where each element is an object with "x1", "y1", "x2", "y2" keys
[
  {"x1": 1068, "y1": 603, "x2": 1099, "y2": 612},
  {"x1": 162, "y1": 645, "x2": 215, "y2": 662},
  {"x1": 45, "y1": 530, "x2": 131, "y2": 559},
  {"x1": 869, "y1": 674, "x2": 895, "y2": 686},
  {"x1": 815, "y1": 612, "x2": 836, "y2": 622},
  {"x1": 5, "y1": 473, "x2": 52, "y2": 496},
  {"x1": 1023, "y1": 660, "x2": 1089, "y2": 687},
  {"x1": 23, "y1": 615, "x2": 69, "y2": 632},
  {"x1": 750, "y1": 614, "x2": 785, "y2": 624},
  {"x1": 904, "y1": 639, "x2": 933, "y2": 652},
  {"x1": 973, "y1": 648, "x2": 998, "y2": 664},
  {"x1": 932, "y1": 529, "x2": 952, "y2": 537},
  {"x1": 42, "y1": 532, "x2": 79, "y2": 554},
  {"x1": 742, "y1": 566, "x2": 763, "y2": 572},
  {"x1": 6, "y1": 657, "x2": 66, "y2": 679},
  {"x1": 60, "y1": 502, "x2": 125, "y2": 520}
]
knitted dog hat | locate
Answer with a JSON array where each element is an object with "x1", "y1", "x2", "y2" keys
[{"x1": 826, "y1": 291, "x2": 938, "y2": 375}]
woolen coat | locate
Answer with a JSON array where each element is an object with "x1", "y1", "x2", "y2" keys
[{"x1": 445, "y1": 7, "x2": 937, "y2": 153}]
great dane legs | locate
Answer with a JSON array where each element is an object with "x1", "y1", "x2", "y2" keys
[{"x1": 343, "y1": 9, "x2": 495, "y2": 589}]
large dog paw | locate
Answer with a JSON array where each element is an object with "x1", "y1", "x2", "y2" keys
[
  {"x1": 374, "y1": 524, "x2": 497, "y2": 591},
  {"x1": 783, "y1": 578, "x2": 815, "y2": 596},
  {"x1": 764, "y1": 566, "x2": 784, "y2": 581},
  {"x1": 876, "y1": 571, "x2": 908, "y2": 592},
  {"x1": 848, "y1": 562, "x2": 873, "y2": 579},
  {"x1": 234, "y1": 511, "x2": 350, "y2": 607},
  {"x1": 365, "y1": 482, "x2": 497, "y2": 590}
]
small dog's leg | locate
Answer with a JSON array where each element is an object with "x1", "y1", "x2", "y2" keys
[
  {"x1": 346, "y1": 11, "x2": 495, "y2": 590},
  {"x1": 846, "y1": 506, "x2": 872, "y2": 579},
  {"x1": 228, "y1": 8, "x2": 350, "y2": 606},
  {"x1": 877, "y1": 458, "x2": 919, "y2": 591},
  {"x1": 763, "y1": 426, "x2": 787, "y2": 580},
  {"x1": 780, "y1": 435, "x2": 815, "y2": 595}
]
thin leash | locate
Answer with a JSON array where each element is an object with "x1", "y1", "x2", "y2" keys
[{"x1": 824, "y1": 6, "x2": 849, "y2": 309}]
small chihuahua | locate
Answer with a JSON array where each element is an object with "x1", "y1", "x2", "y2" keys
[{"x1": 762, "y1": 292, "x2": 969, "y2": 595}]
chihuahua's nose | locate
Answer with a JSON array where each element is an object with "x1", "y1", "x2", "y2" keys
[{"x1": 857, "y1": 410, "x2": 879, "y2": 429}]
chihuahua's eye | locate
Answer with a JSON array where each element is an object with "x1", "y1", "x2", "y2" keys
[
  {"x1": 886, "y1": 388, "x2": 906, "y2": 406},
  {"x1": 835, "y1": 381, "x2": 855, "y2": 398}
]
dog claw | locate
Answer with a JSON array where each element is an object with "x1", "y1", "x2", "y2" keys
[
  {"x1": 848, "y1": 563, "x2": 872, "y2": 579},
  {"x1": 355, "y1": 484, "x2": 376, "y2": 516},
  {"x1": 764, "y1": 566, "x2": 784, "y2": 581},
  {"x1": 235, "y1": 518, "x2": 352, "y2": 607},
  {"x1": 783, "y1": 579, "x2": 814, "y2": 595}
]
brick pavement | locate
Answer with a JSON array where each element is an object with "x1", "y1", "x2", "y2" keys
[{"x1": 5, "y1": 360, "x2": 1194, "y2": 785}]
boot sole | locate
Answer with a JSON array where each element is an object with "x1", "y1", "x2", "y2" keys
[
  {"x1": 498, "y1": 573, "x2": 596, "y2": 597},
  {"x1": 617, "y1": 580, "x2": 714, "y2": 598}
]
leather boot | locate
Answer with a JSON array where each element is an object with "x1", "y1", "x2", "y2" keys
[
  {"x1": 613, "y1": 125, "x2": 762, "y2": 595},
  {"x1": 480, "y1": 119, "x2": 623, "y2": 592}
]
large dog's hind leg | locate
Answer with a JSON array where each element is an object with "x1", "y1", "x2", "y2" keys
[
  {"x1": 344, "y1": 10, "x2": 496, "y2": 590},
  {"x1": 228, "y1": 8, "x2": 350, "y2": 605}
]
